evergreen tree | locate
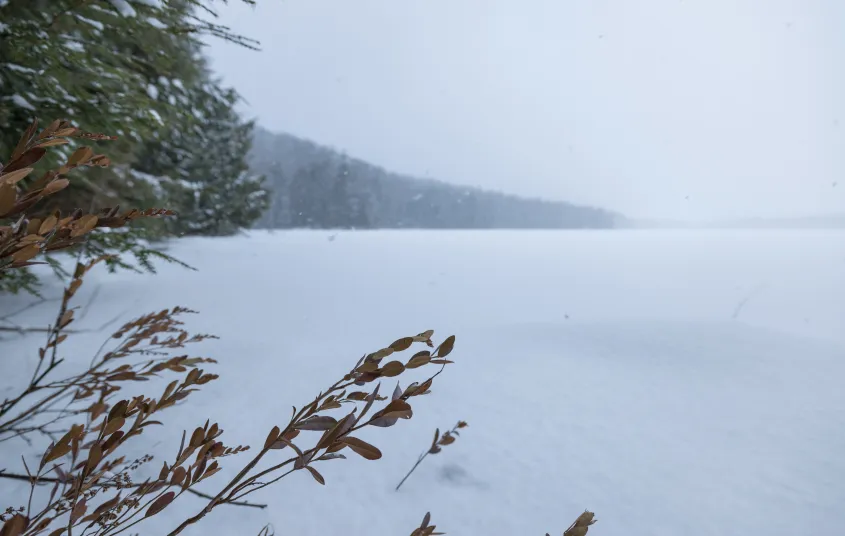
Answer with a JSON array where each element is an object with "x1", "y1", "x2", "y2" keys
[
  {"x1": 144, "y1": 83, "x2": 269, "y2": 236},
  {"x1": 0, "y1": 0, "x2": 267, "y2": 293}
]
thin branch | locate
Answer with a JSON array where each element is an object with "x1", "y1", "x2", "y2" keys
[
  {"x1": 0, "y1": 326, "x2": 86, "y2": 334},
  {"x1": 184, "y1": 486, "x2": 266, "y2": 509},
  {"x1": 395, "y1": 451, "x2": 429, "y2": 492},
  {"x1": 0, "y1": 296, "x2": 55, "y2": 321},
  {"x1": 0, "y1": 471, "x2": 267, "y2": 509}
]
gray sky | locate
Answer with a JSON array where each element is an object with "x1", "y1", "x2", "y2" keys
[{"x1": 206, "y1": 0, "x2": 844, "y2": 221}]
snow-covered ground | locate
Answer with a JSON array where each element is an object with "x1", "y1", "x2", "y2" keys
[{"x1": 2, "y1": 229, "x2": 844, "y2": 536}]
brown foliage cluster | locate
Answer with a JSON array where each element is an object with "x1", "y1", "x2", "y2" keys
[
  {"x1": 0, "y1": 121, "x2": 596, "y2": 536},
  {"x1": 428, "y1": 421, "x2": 468, "y2": 454},
  {"x1": 0, "y1": 119, "x2": 173, "y2": 271}
]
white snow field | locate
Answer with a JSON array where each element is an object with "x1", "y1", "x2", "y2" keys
[{"x1": 1, "y1": 229, "x2": 844, "y2": 536}]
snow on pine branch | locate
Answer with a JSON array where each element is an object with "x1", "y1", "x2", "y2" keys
[{"x1": 108, "y1": 0, "x2": 136, "y2": 17}]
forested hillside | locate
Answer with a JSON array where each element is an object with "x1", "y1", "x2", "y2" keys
[{"x1": 250, "y1": 128, "x2": 619, "y2": 229}]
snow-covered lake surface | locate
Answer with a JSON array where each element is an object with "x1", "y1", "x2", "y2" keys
[{"x1": 2, "y1": 229, "x2": 844, "y2": 536}]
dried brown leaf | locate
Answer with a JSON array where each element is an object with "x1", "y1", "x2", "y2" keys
[
  {"x1": 38, "y1": 119, "x2": 62, "y2": 139},
  {"x1": 296, "y1": 416, "x2": 338, "y2": 431},
  {"x1": 108, "y1": 400, "x2": 128, "y2": 421},
  {"x1": 11, "y1": 119, "x2": 37, "y2": 161},
  {"x1": 389, "y1": 337, "x2": 414, "y2": 352},
  {"x1": 85, "y1": 443, "x2": 103, "y2": 473},
  {"x1": 369, "y1": 416, "x2": 399, "y2": 428},
  {"x1": 573, "y1": 511, "x2": 596, "y2": 527},
  {"x1": 103, "y1": 416, "x2": 125, "y2": 436},
  {"x1": 190, "y1": 426, "x2": 205, "y2": 448},
  {"x1": 0, "y1": 514, "x2": 28, "y2": 536},
  {"x1": 42, "y1": 178, "x2": 70, "y2": 196},
  {"x1": 145, "y1": 491, "x2": 176, "y2": 517},
  {"x1": 70, "y1": 214, "x2": 98, "y2": 237},
  {"x1": 356, "y1": 361, "x2": 379, "y2": 374},
  {"x1": 316, "y1": 413, "x2": 353, "y2": 450},
  {"x1": 406, "y1": 354, "x2": 431, "y2": 369},
  {"x1": 34, "y1": 138, "x2": 70, "y2": 149},
  {"x1": 379, "y1": 360, "x2": 405, "y2": 378},
  {"x1": 409, "y1": 378, "x2": 433, "y2": 397},
  {"x1": 44, "y1": 441, "x2": 72, "y2": 463},
  {"x1": 264, "y1": 426, "x2": 281, "y2": 449},
  {"x1": 369, "y1": 347, "x2": 394, "y2": 361},
  {"x1": 340, "y1": 436, "x2": 382, "y2": 460},
  {"x1": 70, "y1": 498, "x2": 87, "y2": 525},
  {"x1": 11, "y1": 244, "x2": 40, "y2": 263},
  {"x1": 39, "y1": 215, "x2": 58, "y2": 235},
  {"x1": 54, "y1": 127, "x2": 78, "y2": 137},
  {"x1": 305, "y1": 466, "x2": 325, "y2": 485},
  {"x1": 5, "y1": 147, "x2": 46, "y2": 173},
  {"x1": 0, "y1": 182, "x2": 17, "y2": 216},
  {"x1": 67, "y1": 147, "x2": 93, "y2": 166},
  {"x1": 0, "y1": 167, "x2": 33, "y2": 185},
  {"x1": 414, "y1": 330, "x2": 435, "y2": 342},
  {"x1": 436, "y1": 335, "x2": 456, "y2": 358},
  {"x1": 318, "y1": 452, "x2": 347, "y2": 461},
  {"x1": 102, "y1": 431, "x2": 124, "y2": 453},
  {"x1": 374, "y1": 399, "x2": 412, "y2": 420}
]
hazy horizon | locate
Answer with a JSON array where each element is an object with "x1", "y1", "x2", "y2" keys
[{"x1": 207, "y1": 0, "x2": 844, "y2": 222}]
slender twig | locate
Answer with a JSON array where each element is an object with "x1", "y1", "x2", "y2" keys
[
  {"x1": 395, "y1": 451, "x2": 429, "y2": 491},
  {"x1": 0, "y1": 326, "x2": 86, "y2": 334},
  {"x1": 0, "y1": 297, "x2": 53, "y2": 322},
  {"x1": 396, "y1": 420, "x2": 466, "y2": 492},
  {"x1": 0, "y1": 471, "x2": 267, "y2": 509}
]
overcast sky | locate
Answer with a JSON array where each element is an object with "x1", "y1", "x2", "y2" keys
[{"x1": 206, "y1": 0, "x2": 844, "y2": 221}]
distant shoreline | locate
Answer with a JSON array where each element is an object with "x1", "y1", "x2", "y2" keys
[{"x1": 623, "y1": 215, "x2": 845, "y2": 230}]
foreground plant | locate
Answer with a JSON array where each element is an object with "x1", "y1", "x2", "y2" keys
[
  {"x1": 0, "y1": 260, "x2": 456, "y2": 535},
  {"x1": 395, "y1": 420, "x2": 467, "y2": 491},
  {"x1": 0, "y1": 120, "x2": 460, "y2": 536},
  {"x1": 1, "y1": 120, "x2": 595, "y2": 536},
  {"x1": 0, "y1": 119, "x2": 174, "y2": 273}
]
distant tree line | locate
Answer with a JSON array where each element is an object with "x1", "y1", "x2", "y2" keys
[{"x1": 250, "y1": 128, "x2": 618, "y2": 230}]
